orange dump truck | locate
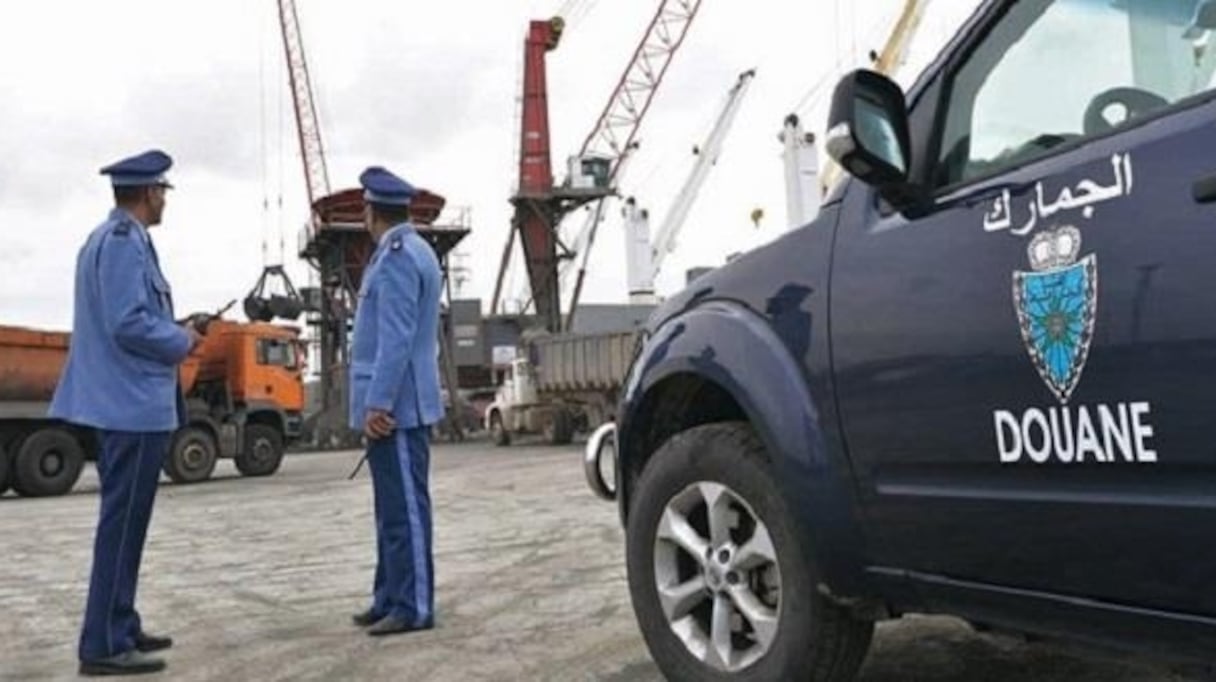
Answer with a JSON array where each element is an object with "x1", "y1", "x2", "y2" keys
[{"x1": 0, "y1": 320, "x2": 305, "y2": 497}]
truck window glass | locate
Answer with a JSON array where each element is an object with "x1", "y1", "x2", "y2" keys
[
  {"x1": 257, "y1": 338, "x2": 297, "y2": 369},
  {"x1": 936, "y1": 0, "x2": 1216, "y2": 186}
]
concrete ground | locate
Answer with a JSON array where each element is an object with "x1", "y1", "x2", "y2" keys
[{"x1": 0, "y1": 439, "x2": 1207, "y2": 681}]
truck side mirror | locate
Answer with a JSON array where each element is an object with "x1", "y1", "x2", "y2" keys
[
  {"x1": 826, "y1": 69, "x2": 922, "y2": 210},
  {"x1": 1185, "y1": 0, "x2": 1216, "y2": 39}
]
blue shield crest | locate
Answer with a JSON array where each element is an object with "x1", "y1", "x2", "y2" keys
[{"x1": 1012, "y1": 253, "x2": 1097, "y2": 404}]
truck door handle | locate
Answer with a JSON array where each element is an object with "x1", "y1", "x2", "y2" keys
[{"x1": 1192, "y1": 172, "x2": 1216, "y2": 203}]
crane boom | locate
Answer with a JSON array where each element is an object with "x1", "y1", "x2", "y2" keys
[
  {"x1": 277, "y1": 0, "x2": 331, "y2": 212},
  {"x1": 873, "y1": 0, "x2": 930, "y2": 76},
  {"x1": 649, "y1": 69, "x2": 754, "y2": 281},
  {"x1": 578, "y1": 0, "x2": 703, "y2": 173}
]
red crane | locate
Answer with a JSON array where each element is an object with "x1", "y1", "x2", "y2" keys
[
  {"x1": 277, "y1": 0, "x2": 331, "y2": 215},
  {"x1": 491, "y1": 0, "x2": 703, "y2": 332}
]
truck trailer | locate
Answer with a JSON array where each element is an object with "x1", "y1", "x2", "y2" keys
[{"x1": 485, "y1": 331, "x2": 637, "y2": 446}]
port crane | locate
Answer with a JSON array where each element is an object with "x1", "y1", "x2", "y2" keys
[{"x1": 490, "y1": 0, "x2": 704, "y2": 332}]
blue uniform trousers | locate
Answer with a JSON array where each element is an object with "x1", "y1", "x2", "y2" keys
[
  {"x1": 78, "y1": 431, "x2": 170, "y2": 662},
  {"x1": 366, "y1": 427, "x2": 434, "y2": 627}
]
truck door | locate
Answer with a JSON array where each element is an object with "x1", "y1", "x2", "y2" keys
[{"x1": 830, "y1": 0, "x2": 1216, "y2": 615}]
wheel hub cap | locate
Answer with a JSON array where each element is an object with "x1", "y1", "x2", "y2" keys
[
  {"x1": 42, "y1": 452, "x2": 64, "y2": 476},
  {"x1": 184, "y1": 444, "x2": 205, "y2": 469},
  {"x1": 702, "y1": 547, "x2": 734, "y2": 592},
  {"x1": 653, "y1": 481, "x2": 782, "y2": 673}
]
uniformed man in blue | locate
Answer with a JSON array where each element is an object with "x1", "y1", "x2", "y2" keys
[
  {"x1": 347, "y1": 166, "x2": 445, "y2": 636},
  {"x1": 49, "y1": 150, "x2": 201, "y2": 676}
]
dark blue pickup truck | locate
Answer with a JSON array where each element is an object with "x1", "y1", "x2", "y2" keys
[{"x1": 585, "y1": 0, "x2": 1216, "y2": 679}]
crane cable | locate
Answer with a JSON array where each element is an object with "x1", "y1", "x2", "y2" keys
[
  {"x1": 259, "y1": 4, "x2": 270, "y2": 269},
  {"x1": 557, "y1": 0, "x2": 591, "y2": 22},
  {"x1": 257, "y1": 1, "x2": 293, "y2": 301},
  {"x1": 627, "y1": 74, "x2": 729, "y2": 201},
  {"x1": 259, "y1": 3, "x2": 292, "y2": 272},
  {"x1": 566, "y1": 0, "x2": 597, "y2": 31},
  {"x1": 277, "y1": 19, "x2": 287, "y2": 268},
  {"x1": 788, "y1": 2, "x2": 911, "y2": 119}
]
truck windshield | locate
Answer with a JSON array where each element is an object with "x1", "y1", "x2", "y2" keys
[
  {"x1": 257, "y1": 338, "x2": 298, "y2": 370},
  {"x1": 936, "y1": 0, "x2": 1216, "y2": 185}
]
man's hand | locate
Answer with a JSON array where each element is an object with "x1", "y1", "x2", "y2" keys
[
  {"x1": 364, "y1": 409, "x2": 397, "y2": 440},
  {"x1": 183, "y1": 325, "x2": 204, "y2": 350},
  {"x1": 183, "y1": 312, "x2": 214, "y2": 335}
]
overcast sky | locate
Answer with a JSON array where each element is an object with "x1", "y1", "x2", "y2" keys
[{"x1": 0, "y1": 0, "x2": 977, "y2": 330}]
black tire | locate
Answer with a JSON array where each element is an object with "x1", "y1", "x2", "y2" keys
[
  {"x1": 12, "y1": 428, "x2": 85, "y2": 498},
  {"x1": 0, "y1": 442, "x2": 11, "y2": 495},
  {"x1": 235, "y1": 424, "x2": 284, "y2": 477},
  {"x1": 0, "y1": 430, "x2": 24, "y2": 495},
  {"x1": 490, "y1": 412, "x2": 511, "y2": 447},
  {"x1": 626, "y1": 422, "x2": 874, "y2": 682},
  {"x1": 544, "y1": 409, "x2": 574, "y2": 446},
  {"x1": 164, "y1": 427, "x2": 218, "y2": 484}
]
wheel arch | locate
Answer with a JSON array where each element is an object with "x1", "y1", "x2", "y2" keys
[
  {"x1": 2, "y1": 420, "x2": 95, "y2": 459},
  {"x1": 487, "y1": 404, "x2": 504, "y2": 422},
  {"x1": 618, "y1": 301, "x2": 870, "y2": 595},
  {"x1": 244, "y1": 405, "x2": 286, "y2": 435},
  {"x1": 180, "y1": 417, "x2": 221, "y2": 446}
]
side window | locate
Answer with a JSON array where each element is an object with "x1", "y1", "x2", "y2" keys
[
  {"x1": 936, "y1": 0, "x2": 1216, "y2": 186},
  {"x1": 257, "y1": 338, "x2": 298, "y2": 369}
]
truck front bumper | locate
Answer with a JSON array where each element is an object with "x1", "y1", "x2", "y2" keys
[
  {"x1": 284, "y1": 411, "x2": 304, "y2": 440},
  {"x1": 583, "y1": 421, "x2": 617, "y2": 501}
]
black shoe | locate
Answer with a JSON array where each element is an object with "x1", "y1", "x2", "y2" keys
[
  {"x1": 79, "y1": 650, "x2": 166, "y2": 676},
  {"x1": 352, "y1": 609, "x2": 380, "y2": 627},
  {"x1": 367, "y1": 615, "x2": 434, "y2": 637},
  {"x1": 134, "y1": 631, "x2": 173, "y2": 653}
]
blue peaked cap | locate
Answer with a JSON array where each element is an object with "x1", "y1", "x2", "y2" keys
[
  {"x1": 100, "y1": 149, "x2": 174, "y2": 188},
  {"x1": 359, "y1": 166, "x2": 415, "y2": 207}
]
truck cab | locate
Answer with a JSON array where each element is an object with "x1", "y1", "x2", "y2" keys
[
  {"x1": 169, "y1": 321, "x2": 306, "y2": 484},
  {"x1": 587, "y1": 1, "x2": 1216, "y2": 679},
  {"x1": 485, "y1": 356, "x2": 544, "y2": 446}
]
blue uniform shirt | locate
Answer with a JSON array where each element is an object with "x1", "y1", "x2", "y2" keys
[
  {"x1": 349, "y1": 223, "x2": 445, "y2": 430},
  {"x1": 49, "y1": 209, "x2": 192, "y2": 432}
]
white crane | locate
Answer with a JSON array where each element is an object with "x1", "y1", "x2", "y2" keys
[
  {"x1": 779, "y1": 114, "x2": 821, "y2": 230},
  {"x1": 621, "y1": 198, "x2": 654, "y2": 303},
  {"x1": 624, "y1": 69, "x2": 756, "y2": 302}
]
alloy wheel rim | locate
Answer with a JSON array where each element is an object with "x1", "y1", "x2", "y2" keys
[{"x1": 653, "y1": 481, "x2": 781, "y2": 672}]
